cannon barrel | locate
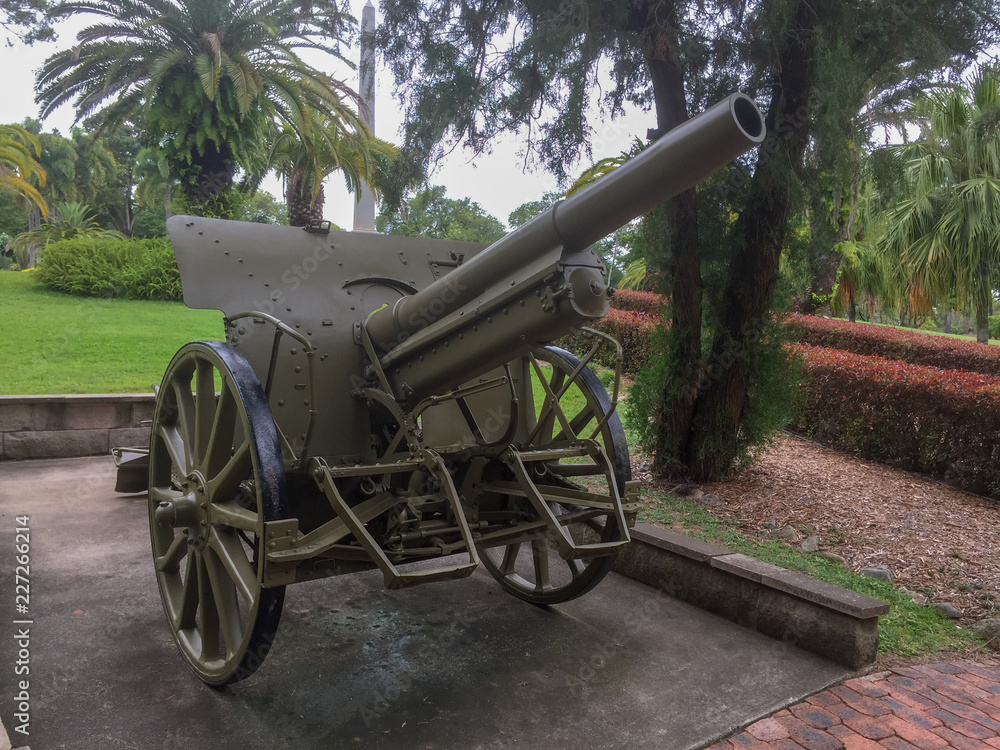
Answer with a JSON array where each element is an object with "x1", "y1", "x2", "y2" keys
[{"x1": 366, "y1": 93, "x2": 765, "y2": 401}]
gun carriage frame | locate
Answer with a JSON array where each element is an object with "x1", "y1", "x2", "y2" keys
[{"x1": 124, "y1": 93, "x2": 766, "y2": 685}]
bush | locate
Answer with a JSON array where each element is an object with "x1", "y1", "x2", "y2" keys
[
  {"x1": 557, "y1": 288, "x2": 664, "y2": 374},
  {"x1": 558, "y1": 307, "x2": 657, "y2": 374},
  {"x1": 989, "y1": 313, "x2": 1000, "y2": 340},
  {"x1": 789, "y1": 343, "x2": 1000, "y2": 498},
  {"x1": 609, "y1": 288, "x2": 663, "y2": 315},
  {"x1": 786, "y1": 314, "x2": 1000, "y2": 375},
  {"x1": 37, "y1": 236, "x2": 182, "y2": 301}
]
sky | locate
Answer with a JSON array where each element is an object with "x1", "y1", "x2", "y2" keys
[{"x1": 0, "y1": 1, "x2": 656, "y2": 231}]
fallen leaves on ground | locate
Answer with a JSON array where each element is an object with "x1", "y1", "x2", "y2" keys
[{"x1": 640, "y1": 434, "x2": 1000, "y2": 622}]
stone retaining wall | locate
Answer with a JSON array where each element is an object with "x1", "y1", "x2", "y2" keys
[
  {"x1": 0, "y1": 394, "x2": 153, "y2": 460},
  {"x1": 613, "y1": 524, "x2": 890, "y2": 670}
]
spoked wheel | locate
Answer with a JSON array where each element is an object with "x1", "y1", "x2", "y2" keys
[
  {"x1": 479, "y1": 346, "x2": 631, "y2": 605},
  {"x1": 147, "y1": 340, "x2": 287, "y2": 686}
]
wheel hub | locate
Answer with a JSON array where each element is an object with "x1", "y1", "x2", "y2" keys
[{"x1": 153, "y1": 472, "x2": 211, "y2": 548}]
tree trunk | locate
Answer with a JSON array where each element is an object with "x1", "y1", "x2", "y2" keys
[
  {"x1": 977, "y1": 303, "x2": 989, "y2": 344},
  {"x1": 684, "y1": 0, "x2": 819, "y2": 480},
  {"x1": 848, "y1": 292, "x2": 856, "y2": 323},
  {"x1": 643, "y1": 22, "x2": 704, "y2": 476},
  {"x1": 286, "y1": 176, "x2": 325, "y2": 227},
  {"x1": 943, "y1": 309, "x2": 952, "y2": 334},
  {"x1": 186, "y1": 142, "x2": 237, "y2": 208},
  {"x1": 802, "y1": 210, "x2": 826, "y2": 315},
  {"x1": 812, "y1": 177, "x2": 861, "y2": 315}
]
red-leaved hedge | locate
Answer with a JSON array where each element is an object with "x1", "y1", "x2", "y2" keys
[
  {"x1": 557, "y1": 292, "x2": 1000, "y2": 496},
  {"x1": 558, "y1": 308, "x2": 658, "y2": 374},
  {"x1": 609, "y1": 288, "x2": 663, "y2": 315},
  {"x1": 786, "y1": 314, "x2": 1000, "y2": 376},
  {"x1": 789, "y1": 343, "x2": 1000, "y2": 498}
]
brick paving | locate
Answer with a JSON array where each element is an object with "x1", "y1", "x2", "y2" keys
[{"x1": 708, "y1": 662, "x2": 1000, "y2": 749}]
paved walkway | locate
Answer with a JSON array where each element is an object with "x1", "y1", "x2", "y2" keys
[
  {"x1": 0, "y1": 457, "x2": 850, "y2": 750},
  {"x1": 709, "y1": 661, "x2": 1000, "y2": 749}
]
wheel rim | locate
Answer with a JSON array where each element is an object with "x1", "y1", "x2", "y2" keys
[
  {"x1": 148, "y1": 340, "x2": 286, "y2": 686},
  {"x1": 480, "y1": 346, "x2": 630, "y2": 604}
]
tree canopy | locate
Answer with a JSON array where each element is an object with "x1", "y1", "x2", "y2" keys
[
  {"x1": 379, "y1": 0, "x2": 999, "y2": 479},
  {"x1": 871, "y1": 65, "x2": 1000, "y2": 342},
  {"x1": 0, "y1": 0, "x2": 55, "y2": 44},
  {"x1": 376, "y1": 184, "x2": 505, "y2": 243},
  {"x1": 35, "y1": 0, "x2": 366, "y2": 210},
  {"x1": 0, "y1": 124, "x2": 47, "y2": 218}
]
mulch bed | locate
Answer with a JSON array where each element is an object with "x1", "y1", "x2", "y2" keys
[{"x1": 637, "y1": 433, "x2": 1000, "y2": 623}]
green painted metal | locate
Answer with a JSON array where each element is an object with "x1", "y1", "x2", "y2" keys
[{"x1": 139, "y1": 93, "x2": 765, "y2": 684}]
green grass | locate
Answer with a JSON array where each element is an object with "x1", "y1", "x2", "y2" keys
[
  {"x1": 638, "y1": 489, "x2": 985, "y2": 659},
  {"x1": 849, "y1": 318, "x2": 1000, "y2": 346},
  {"x1": 0, "y1": 271, "x2": 223, "y2": 394}
]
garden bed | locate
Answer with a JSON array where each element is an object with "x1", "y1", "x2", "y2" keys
[{"x1": 639, "y1": 433, "x2": 1000, "y2": 623}]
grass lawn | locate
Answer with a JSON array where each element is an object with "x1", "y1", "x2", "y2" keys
[
  {"x1": 0, "y1": 271, "x2": 223, "y2": 395},
  {"x1": 849, "y1": 318, "x2": 1000, "y2": 346},
  {"x1": 637, "y1": 490, "x2": 985, "y2": 660}
]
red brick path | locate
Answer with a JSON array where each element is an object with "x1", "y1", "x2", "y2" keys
[{"x1": 708, "y1": 662, "x2": 1000, "y2": 749}]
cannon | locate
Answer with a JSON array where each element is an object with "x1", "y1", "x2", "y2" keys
[{"x1": 126, "y1": 93, "x2": 765, "y2": 685}]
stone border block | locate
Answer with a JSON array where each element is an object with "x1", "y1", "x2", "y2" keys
[
  {"x1": 614, "y1": 523, "x2": 889, "y2": 670},
  {"x1": 0, "y1": 394, "x2": 155, "y2": 461},
  {"x1": 630, "y1": 524, "x2": 731, "y2": 562},
  {"x1": 109, "y1": 427, "x2": 151, "y2": 448},
  {"x1": 0, "y1": 403, "x2": 33, "y2": 432},
  {"x1": 3, "y1": 429, "x2": 109, "y2": 460},
  {"x1": 712, "y1": 552, "x2": 785, "y2": 582},
  {"x1": 764, "y1": 567, "x2": 889, "y2": 619}
]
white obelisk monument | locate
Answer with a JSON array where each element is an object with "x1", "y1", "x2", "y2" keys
[{"x1": 352, "y1": 0, "x2": 377, "y2": 232}]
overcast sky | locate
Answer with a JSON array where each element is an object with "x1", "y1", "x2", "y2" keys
[{"x1": 0, "y1": 1, "x2": 656, "y2": 230}]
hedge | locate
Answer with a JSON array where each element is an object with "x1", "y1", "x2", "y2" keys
[
  {"x1": 558, "y1": 307, "x2": 658, "y2": 374},
  {"x1": 789, "y1": 343, "x2": 1000, "y2": 498},
  {"x1": 37, "y1": 237, "x2": 182, "y2": 301},
  {"x1": 608, "y1": 288, "x2": 662, "y2": 315},
  {"x1": 786, "y1": 314, "x2": 1000, "y2": 376},
  {"x1": 562, "y1": 289, "x2": 661, "y2": 374}
]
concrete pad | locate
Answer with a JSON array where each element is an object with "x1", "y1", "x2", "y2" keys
[{"x1": 0, "y1": 457, "x2": 850, "y2": 750}]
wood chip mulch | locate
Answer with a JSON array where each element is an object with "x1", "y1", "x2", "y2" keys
[{"x1": 638, "y1": 434, "x2": 1000, "y2": 622}]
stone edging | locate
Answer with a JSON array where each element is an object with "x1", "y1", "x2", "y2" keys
[
  {"x1": 0, "y1": 394, "x2": 154, "y2": 461},
  {"x1": 612, "y1": 523, "x2": 890, "y2": 670}
]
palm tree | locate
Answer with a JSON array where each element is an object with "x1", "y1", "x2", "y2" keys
[
  {"x1": 9, "y1": 201, "x2": 125, "y2": 266},
  {"x1": 0, "y1": 124, "x2": 48, "y2": 219},
  {"x1": 17, "y1": 120, "x2": 118, "y2": 231},
  {"x1": 35, "y1": 0, "x2": 365, "y2": 210},
  {"x1": 268, "y1": 117, "x2": 395, "y2": 226},
  {"x1": 618, "y1": 259, "x2": 647, "y2": 290},
  {"x1": 879, "y1": 65, "x2": 1000, "y2": 343},
  {"x1": 831, "y1": 240, "x2": 909, "y2": 323}
]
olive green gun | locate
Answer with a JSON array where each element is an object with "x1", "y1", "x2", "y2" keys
[{"x1": 124, "y1": 93, "x2": 765, "y2": 685}]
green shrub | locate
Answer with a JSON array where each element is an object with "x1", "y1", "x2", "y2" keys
[
  {"x1": 36, "y1": 236, "x2": 182, "y2": 301},
  {"x1": 989, "y1": 313, "x2": 1000, "y2": 340}
]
